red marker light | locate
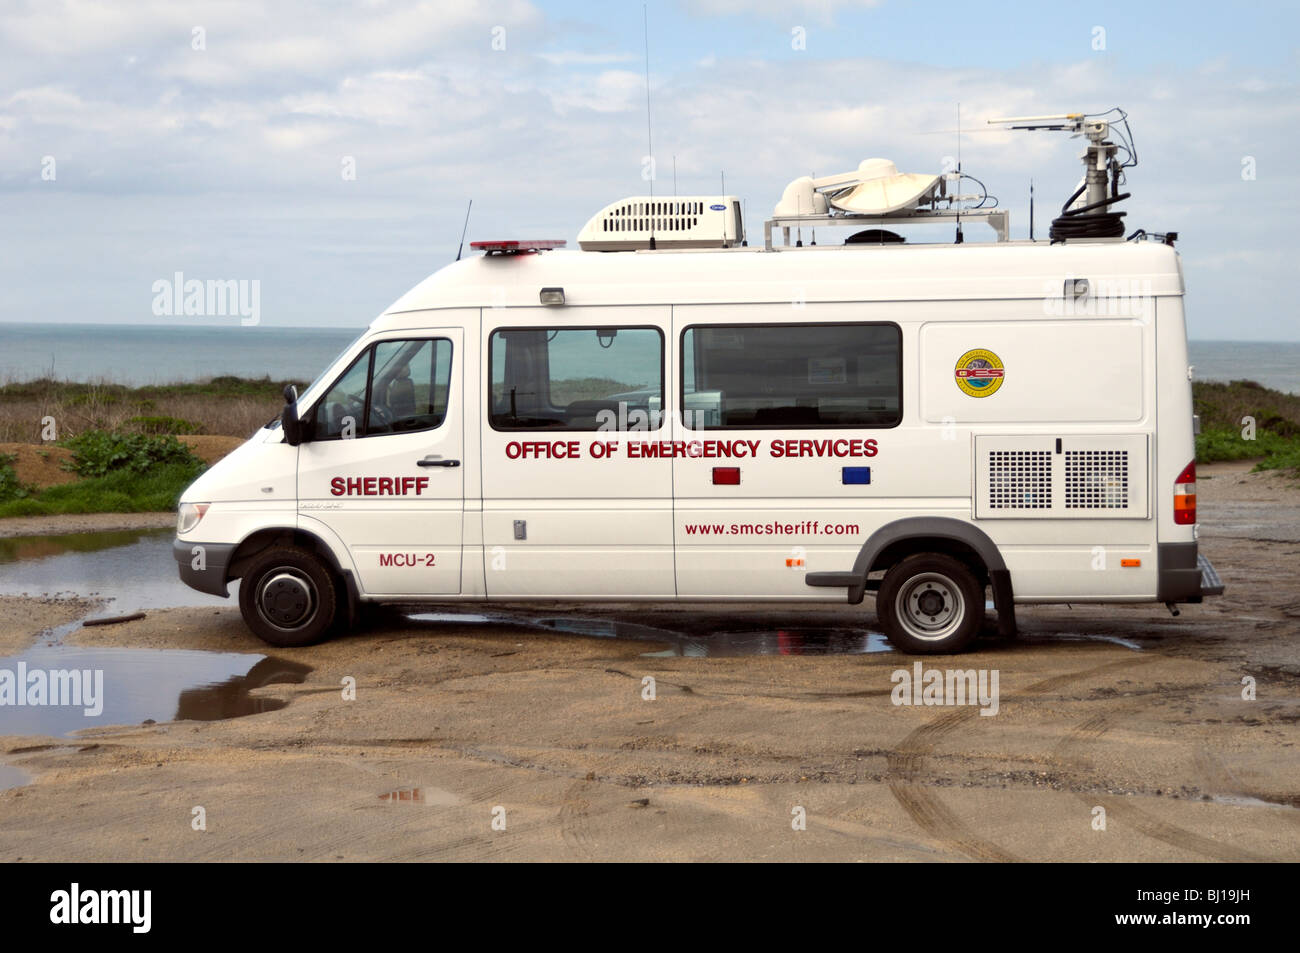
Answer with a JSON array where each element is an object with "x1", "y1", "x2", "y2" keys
[
  {"x1": 470, "y1": 239, "x2": 566, "y2": 256},
  {"x1": 712, "y1": 467, "x2": 740, "y2": 485},
  {"x1": 1174, "y1": 460, "x2": 1196, "y2": 525}
]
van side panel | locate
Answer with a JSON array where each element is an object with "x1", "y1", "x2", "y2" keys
[
  {"x1": 941, "y1": 311, "x2": 1159, "y2": 601},
  {"x1": 480, "y1": 305, "x2": 676, "y2": 597}
]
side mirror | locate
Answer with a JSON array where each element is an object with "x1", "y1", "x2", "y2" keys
[{"x1": 281, "y1": 384, "x2": 303, "y2": 446}]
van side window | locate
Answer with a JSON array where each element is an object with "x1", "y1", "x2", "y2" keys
[
  {"x1": 312, "y1": 338, "x2": 452, "y2": 440},
  {"x1": 682, "y1": 323, "x2": 901, "y2": 429},
  {"x1": 489, "y1": 327, "x2": 664, "y2": 431}
]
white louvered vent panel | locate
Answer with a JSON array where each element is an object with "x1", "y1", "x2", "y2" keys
[
  {"x1": 1065, "y1": 450, "x2": 1129, "y2": 509},
  {"x1": 975, "y1": 435, "x2": 1148, "y2": 520},
  {"x1": 987, "y1": 450, "x2": 1053, "y2": 509}
]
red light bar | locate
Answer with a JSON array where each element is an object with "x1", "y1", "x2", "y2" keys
[{"x1": 470, "y1": 239, "x2": 566, "y2": 256}]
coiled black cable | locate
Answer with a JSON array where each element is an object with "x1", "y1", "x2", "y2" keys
[{"x1": 1050, "y1": 184, "x2": 1130, "y2": 242}]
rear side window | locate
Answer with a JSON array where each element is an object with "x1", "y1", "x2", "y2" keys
[
  {"x1": 682, "y1": 323, "x2": 901, "y2": 429},
  {"x1": 311, "y1": 338, "x2": 452, "y2": 439},
  {"x1": 489, "y1": 327, "x2": 664, "y2": 431}
]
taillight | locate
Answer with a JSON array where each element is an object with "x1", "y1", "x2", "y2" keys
[{"x1": 1173, "y1": 460, "x2": 1196, "y2": 525}]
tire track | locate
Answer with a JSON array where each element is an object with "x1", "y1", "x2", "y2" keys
[
  {"x1": 558, "y1": 778, "x2": 596, "y2": 858},
  {"x1": 1053, "y1": 711, "x2": 1269, "y2": 862},
  {"x1": 886, "y1": 656, "x2": 1155, "y2": 863}
]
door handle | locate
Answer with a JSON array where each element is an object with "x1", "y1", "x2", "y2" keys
[{"x1": 417, "y1": 456, "x2": 460, "y2": 468}]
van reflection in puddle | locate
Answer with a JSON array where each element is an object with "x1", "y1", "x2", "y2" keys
[
  {"x1": 0, "y1": 648, "x2": 312, "y2": 738},
  {"x1": 526, "y1": 617, "x2": 892, "y2": 656},
  {"x1": 403, "y1": 610, "x2": 893, "y2": 656},
  {"x1": 175, "y1": 656, "x2": 313, "y2": 721}
]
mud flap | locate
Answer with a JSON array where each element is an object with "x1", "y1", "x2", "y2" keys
[{"x1": 990, "y1": 568, "x2": 1017, "y2": 636}]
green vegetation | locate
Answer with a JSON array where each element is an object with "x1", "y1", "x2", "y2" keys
[
  {"x1": 127, "y1": 414, "x2": 202, "y2": 435},
  {"x1": 0, "y1": 374, "x2": 297, "y2": 402},
  {"x1": 0, "y1": 453, "x2": 36, "y2": 504},
  {"x1": 0, "y1": 462, "x2": 201, "y2": 518},
  {"x1": 63, "y1": 430, "x2": 200, "y2": 478},
  {"x1": 1193, "y1": 380, "x2": 1300, "y2": 475},
  {"x1": 0, "y1": 374, "x2": 305, "y2": 442},
  {"x1": 0, "y1": 431, "x2": 204, "y2": 518}
]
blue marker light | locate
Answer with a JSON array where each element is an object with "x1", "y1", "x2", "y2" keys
[{"x1": 842, "y1": 466, "x2": 871, "y2": 485}]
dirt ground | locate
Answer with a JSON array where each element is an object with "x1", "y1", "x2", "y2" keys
[
  {"x1": 0, "y1": 460, "x2": 1297, "y2": 862},
  {"x1": 0, "y1": 434, "x2": 242, "y2": 491}
]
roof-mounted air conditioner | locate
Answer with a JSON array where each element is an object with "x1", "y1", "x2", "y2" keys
[{"x1": 577, "y1": 195, "x2": 743, "y2": 251}]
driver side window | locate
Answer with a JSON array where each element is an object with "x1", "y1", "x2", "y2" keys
[{"x1": 311, "y1": 338, "x2": 452, "y2": 440}]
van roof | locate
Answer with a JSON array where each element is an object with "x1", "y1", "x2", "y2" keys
[{"x1": 380, "y1": 240, "x2": 1182, "y2": 319}]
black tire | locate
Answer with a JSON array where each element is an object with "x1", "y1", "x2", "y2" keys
[
  {"x1": 876, "y1": 553, "x2": 984, "y2": 654},
  {"x1": 238, "y1": 547, "x2": 340, "y2": 647}
]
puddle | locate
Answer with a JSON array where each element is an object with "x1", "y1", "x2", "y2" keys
[
  {"x1": 0, "y1": 647, "x2": 310, "y2": 737},
  {"x1": 1210, "y1": 794, "x2": 1300, "y2": 811},
  {"x1": 407, "y1": 611, "x2": 893, "y2": 656},
  {"x1": 0, "y1": 763, "x2": 30, "y2": 791},
  {"x1": 0, "y1": 528, "x2": 233, "y2": 614},
  {"x1": 1019, "y1": 632, "x2": 1144, "y2": 652}
]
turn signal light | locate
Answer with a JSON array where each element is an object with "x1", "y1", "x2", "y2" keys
[{"x1": 1174, "y1": 460, "x2": 1196, "y2": 525}]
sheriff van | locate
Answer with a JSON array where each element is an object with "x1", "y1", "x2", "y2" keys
[{"x1": 174, "y1": 116, "x2": 1224, "y2": 653}]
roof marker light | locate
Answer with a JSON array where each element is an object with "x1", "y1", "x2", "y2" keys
[{"x1": 539, "y1": 287, "x2": 565, "y2": 305}]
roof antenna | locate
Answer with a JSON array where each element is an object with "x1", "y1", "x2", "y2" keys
[
  {"x1": 954, "y1": 103, "x2": 964, "y2": 244},
  {"x1": 1029, "y1": 179, "x2": 1035, "y2": 241},
  {"x1": 643, "y1": 5, "x2": 656, "y2": 250},
  {"x1": 455, "y1": 199, "x2": 473, "y2": 261}
]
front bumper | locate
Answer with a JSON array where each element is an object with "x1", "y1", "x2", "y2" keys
[{"x1": 173, "y1": 538, "x2": 235, "y2": 597}]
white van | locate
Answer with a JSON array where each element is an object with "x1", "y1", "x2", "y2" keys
[{"x1": 174, "y1": 135, "x2": 1223, "y2": 653}]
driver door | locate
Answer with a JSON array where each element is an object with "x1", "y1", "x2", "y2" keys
[{"x1": 297, "y1": 328, "x2": 465, "y2": 596}]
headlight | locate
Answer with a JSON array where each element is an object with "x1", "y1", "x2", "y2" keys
[{"x1": 177, "y1": 502, "x2": 210, "y2": 535}]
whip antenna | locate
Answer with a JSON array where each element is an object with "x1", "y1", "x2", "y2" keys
[{"x1": 455, "y1": 199, "x2": 473, "y2": 261}]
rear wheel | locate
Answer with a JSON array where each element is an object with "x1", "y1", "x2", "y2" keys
[
  {"x1": 238, "y1": 547, "x2": 340, "y2": 647},
  {"x1": 876, "y1": 553, "x2": 984, "y2": 654}
]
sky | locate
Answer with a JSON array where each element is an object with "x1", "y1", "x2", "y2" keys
[{"x1": 1, "y1": 0, "x2": 1297, "y2": 340}]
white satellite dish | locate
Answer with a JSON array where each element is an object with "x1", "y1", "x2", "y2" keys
[
  {"x1": 825, "y1": 159, "x2": 941, "y2": 214},
  {"x1": 773, "y1": 158, "x2": 941, "y2": 218}
]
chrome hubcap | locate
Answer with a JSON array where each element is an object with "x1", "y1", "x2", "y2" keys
[{"x1": 895, "y1": 572, "x2": 965, "y2": 642}]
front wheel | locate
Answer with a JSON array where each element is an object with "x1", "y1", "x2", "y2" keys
[
  {"x1": 876, "y1": 553, "x2": 984, "y2": 654},
  {"x1": 238, "y1": 547, "x2": 340, "y2": 647}
]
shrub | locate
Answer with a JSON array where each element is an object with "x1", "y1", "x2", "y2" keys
[
  {"x1": 127, "y1": 414, "x2": 202, "y2": 435},
  {"x1": 63, "y1": 430, "x2": 203, "y2": 479},
  {"x1": 0, "y1": 453, "x2": 36, "y2": 504}
]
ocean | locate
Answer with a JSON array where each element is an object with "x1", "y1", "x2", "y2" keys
[{"x1": 0, "y1": 323, "x2": 1297, "y2": 395}]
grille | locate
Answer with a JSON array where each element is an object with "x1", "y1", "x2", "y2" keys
[
  {"x1": 988, "y1": 450, "x2": 1052, "y2": 509},
  {"x1": 601, "y1": 200, "x2": 703, "y2": 234},
  {"x1": 1065, "y1": 450, "x2": 1129, "y2": 509}
]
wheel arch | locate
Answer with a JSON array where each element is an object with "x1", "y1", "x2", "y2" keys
[
  {"x1": 228, "y1": 526, "x2": 361, "y2": 625},
  {"x1": 808, "y1": 516, "x2": 1017, "y2": 636}
]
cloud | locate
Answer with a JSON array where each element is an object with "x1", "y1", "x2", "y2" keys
[
  {"x1": 0, "y1": 2, "x2": 1295, "y2": 340},
  {"x1": 682, "y1": 0, "x2": 884, "y2": 25}
]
